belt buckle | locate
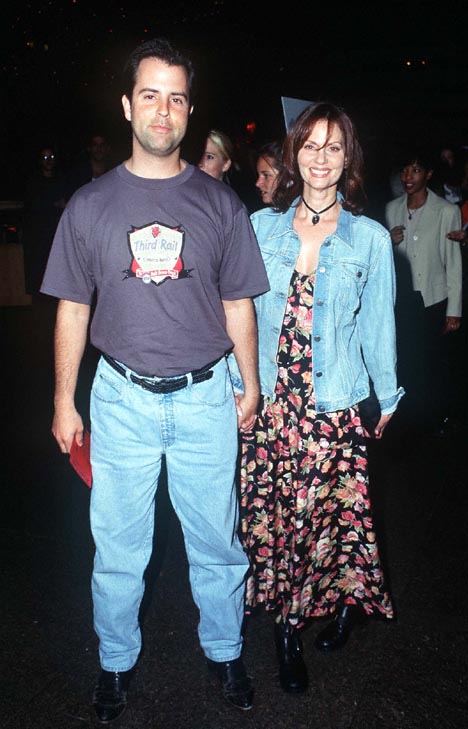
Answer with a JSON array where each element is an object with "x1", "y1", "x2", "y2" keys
[
  {"x1": 131, "y1": 360, "x2": 218, "y2": 394},
  {"x1": 136, "y1": 373, "x2": 187, "y2": 394}
]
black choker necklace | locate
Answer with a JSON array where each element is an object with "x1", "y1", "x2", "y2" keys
[{"x1": 301, "y1": 196, "x2": 337, "y2": 224}]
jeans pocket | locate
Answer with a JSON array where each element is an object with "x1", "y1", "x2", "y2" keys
[
  {"x1": 92, "y1": 370, "x2": 125, "y2": 404},
  {"x1": 191, "y1": 360, "x2": 232, "y2": 408}
]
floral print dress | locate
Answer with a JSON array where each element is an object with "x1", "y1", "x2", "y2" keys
[{"x1": 241, "y1": 269, "x2": 393, "y2": 628}]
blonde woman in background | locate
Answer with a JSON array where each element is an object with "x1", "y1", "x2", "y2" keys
[{"x1": 198, "y1": 129, "x2": 238, "y2": 183}]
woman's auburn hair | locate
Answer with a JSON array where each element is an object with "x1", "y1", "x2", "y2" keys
[{"x1": 272, "y1": 102, "x2": 366, "y2": 215}]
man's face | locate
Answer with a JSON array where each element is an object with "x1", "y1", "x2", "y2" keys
[
  {"x1": 122, "y1": 58, "x2": 191, "y2": 160},
  {"x1": 88, "y1": 136, "x2": 109, "y2": 162},
  {"x1": 440, "y1": 148, "x2": 454, "y2": 167},
  {"x1": 40, "y1": 147, "x2": 56, "y2": 175}
]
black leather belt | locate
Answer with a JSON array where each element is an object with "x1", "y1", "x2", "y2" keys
[{"x1": 102, "y1": 353, "x2": 223, "y2": 394}]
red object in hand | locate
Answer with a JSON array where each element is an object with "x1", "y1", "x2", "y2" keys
[{"x1": 69, "y1": 429, "x2": 92, "y2": 488}]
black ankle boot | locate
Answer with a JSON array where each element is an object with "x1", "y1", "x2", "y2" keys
[
  {"x1": 314, "y1": 605, "x2": 360, "y2": 653},
  {"x1": 274, "y1": 620, "x2": 308, "y2": 693}
]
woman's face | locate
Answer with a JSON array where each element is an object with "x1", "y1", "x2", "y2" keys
[
  {"x1": 400, "y1": 162, "x2": 432, "y2": 196},
  {"x1": 297, "y1": 120, "x2": 346, "y2": 195},
  {"x1": 256, "y1": 156, "x2": 279, "y2": 204},
  {"x1": 198, "y1": 138, "x2": 230, "y2": 180}
]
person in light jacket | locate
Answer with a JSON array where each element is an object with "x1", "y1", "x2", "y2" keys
[
  {"x1": 229, "y1": 102, "x2": 403, "y2": 695},
  {"x1": 385, "y1": 145, "x2": 462, "y2": 430}
]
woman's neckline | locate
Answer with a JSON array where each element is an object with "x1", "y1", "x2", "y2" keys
[{"x1": 294, "y1": 267, "x2": 316, "y2": 277}]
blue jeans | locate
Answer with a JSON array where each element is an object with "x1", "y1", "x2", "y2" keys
[{"x1": 89, "y1": 355, "x2": 248, "y2": 672}]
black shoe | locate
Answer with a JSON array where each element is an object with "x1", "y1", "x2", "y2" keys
[
  {"x1": 274, "y1": 621, "x2": 308, "y2": 693},
  {"x1": 314, "y1": 606, "x2": 360, "y2": 653},
  {"x1": 206, "y1": 656, "x2": 254, "y2": 710},
  {"x1": 92, "y1": 669, "x2": 132, "y2": 723}
]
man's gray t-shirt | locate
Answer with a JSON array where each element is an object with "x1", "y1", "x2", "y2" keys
[{"x1": 41, "y1": 163, "x2": 269, "y2": 376}]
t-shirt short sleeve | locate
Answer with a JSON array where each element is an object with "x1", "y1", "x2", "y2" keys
[
  {"x1": 217, "y1": 206, "x2": 269, "y2": 300},
  {"x1": 41, "y1": 196, "x2": 96, "y2": 304}
]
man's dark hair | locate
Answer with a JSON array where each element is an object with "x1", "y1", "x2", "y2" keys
[{"x1": 122, "y1": 37, "x2": 195, "y2": 102}]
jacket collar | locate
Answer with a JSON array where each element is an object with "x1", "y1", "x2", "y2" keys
[{"x1": 266, "y1": 193, "x2": 355, "y2": 248}]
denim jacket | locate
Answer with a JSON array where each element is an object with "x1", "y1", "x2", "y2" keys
[{"x1": 229, "y1": 199, "x2": 404, "y2": 415}]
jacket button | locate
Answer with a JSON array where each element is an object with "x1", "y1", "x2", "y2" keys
[
  {"x1": 316, "y1": 299, "x2": 323, "y2": 306},
  {"x1": 314, "y1": 335, "x2": 321, "y2": 342},
  {"x1": 318, "y1": 405, "x2": 325, "y2": 412},
  {"x1": 357, "y1": 271, "x2": 362, "y2": 277},
  {"x1": 316, "y1": 371, "x2": 323, "y2": 377}
]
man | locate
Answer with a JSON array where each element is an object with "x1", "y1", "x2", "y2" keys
[
  {"x1": 385, "y1": 145, "x2": 462, "y2": 431},
  {"x1": 41, "y1": 38, "x2": 269, "y2": 722},
  {"x1": 64, "y1": 133, "x2": 113, "y2": 200}
]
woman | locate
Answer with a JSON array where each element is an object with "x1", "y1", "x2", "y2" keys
[
  {"x1": 255, "y1": 141, "x2": 283, "y2": 205},
  {"x1": 198, "y1": 129, "x2": 238, "y2": 182},
  {"x1": 230, "y1": 102, "x2": 403, "y2": 694},
  {"x1": 386, "y1": 146, "x2": 462, "y2": 432}
]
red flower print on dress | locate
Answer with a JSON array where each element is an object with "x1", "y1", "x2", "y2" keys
[{"x1": 239, "y1": 269, "x2": 393, "y2": 626}]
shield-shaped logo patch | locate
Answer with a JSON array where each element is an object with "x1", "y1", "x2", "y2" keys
[{"x1": 124, "y1": 220, "x2": 191, "y2": 286}]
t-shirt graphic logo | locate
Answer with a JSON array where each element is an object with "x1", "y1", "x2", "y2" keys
[{"x1": 123, "y1": 220, "x2": 192, "y2": 286}]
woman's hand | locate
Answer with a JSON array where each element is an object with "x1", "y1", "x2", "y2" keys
[
  {"x1": 390, "y1": 225, "x2": 405, "y2": 246},
  {"x1": 364, "y1": 413, "x2": 393, "y2": 439},
  {"x1": 441, "y1": 316, "x2": 461, "y2": 335},
  {"x1": 446, "y1": 229, "x2": 467, "y2": 243}
]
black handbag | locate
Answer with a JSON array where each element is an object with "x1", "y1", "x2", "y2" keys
[{"x1": 359, "y1": 382, "x2": 381, "y2": 435}]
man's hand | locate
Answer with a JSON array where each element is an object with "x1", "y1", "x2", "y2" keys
[
  {"x1": 52, "y1": 299, "x2": 90, "y2": 453},
  {"x1": 235, "y1": 392, "x2": 259, "y2": 433},
  {"x1": 52, "y1": 403, "x2": 84, "y2": 454},
  {"x1": 222, "y1": 297, "x2": 261, "y2": 434}
]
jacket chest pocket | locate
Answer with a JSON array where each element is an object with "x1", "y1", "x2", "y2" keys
[
  {"x1": 261, "y1": 246, "x2": 295, "y2": 267},
  {"x1": 336, "y1": 261, "x2": 369, "y2": 312}
]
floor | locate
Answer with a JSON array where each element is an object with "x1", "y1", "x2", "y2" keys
[{"x1": 1, "y1": 295, "x2": 467, "y2": 729}]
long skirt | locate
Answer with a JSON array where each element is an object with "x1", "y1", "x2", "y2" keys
[{"x1": 240, "y1": 269, "x2": 393, "y2": 627}]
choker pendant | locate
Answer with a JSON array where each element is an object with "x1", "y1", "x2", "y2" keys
[{"x1": 301, "y1": 196, "x2": 337, "y2": 224}]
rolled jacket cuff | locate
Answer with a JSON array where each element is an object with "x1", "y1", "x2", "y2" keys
[{"x1": 380, "y1": 386, "x2": 406, "y2": 415}]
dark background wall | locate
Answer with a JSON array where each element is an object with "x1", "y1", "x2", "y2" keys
[{"x1": 1, "y1": 0, "x2": 467, "y2": 200}]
